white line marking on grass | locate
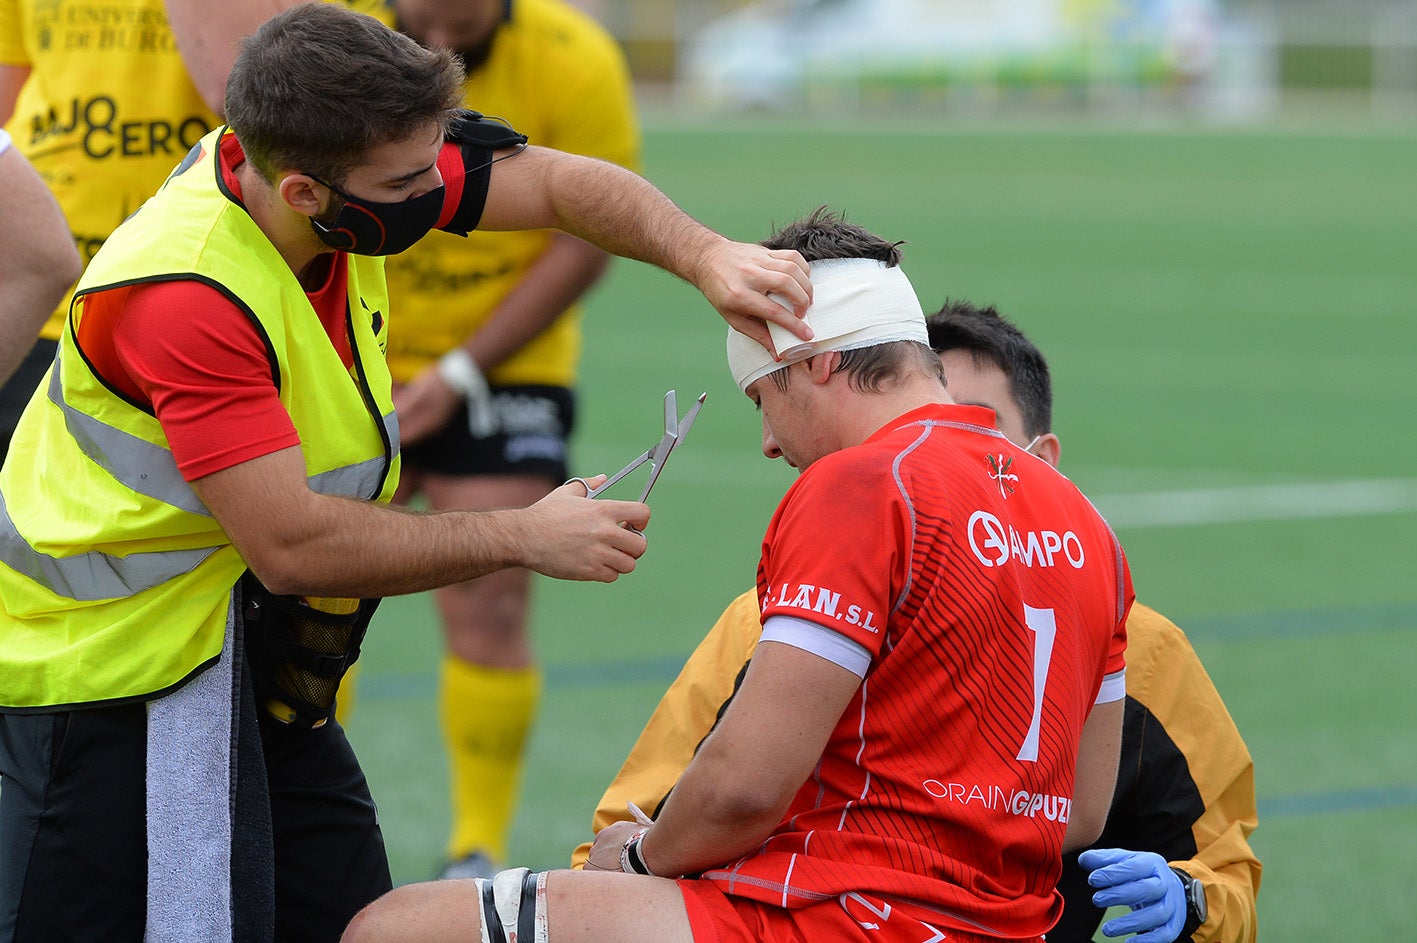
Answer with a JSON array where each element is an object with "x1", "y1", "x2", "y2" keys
[
  {"x1": 1094, "y1": 478, "x2": 1417, "y2": 529},
  {"x1": 581, "y1": 442, "x2": 1417, "y2": 530}
]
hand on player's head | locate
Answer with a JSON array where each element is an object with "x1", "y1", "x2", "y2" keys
[{"x1": 701, "y1": 242, "x2": 814, "y2": 355}]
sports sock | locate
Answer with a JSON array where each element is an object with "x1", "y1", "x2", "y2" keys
[{"x1": 441, "y1": 656, "x2": 541, "y2": 863}]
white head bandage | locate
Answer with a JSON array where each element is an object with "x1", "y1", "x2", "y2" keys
[{"x1": 726, "y1": 258, "x2": 927, "y2": 393}]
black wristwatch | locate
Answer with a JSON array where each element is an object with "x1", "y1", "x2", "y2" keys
[{"x1": 1171, "y1": 867, "x2": 1208, "y2": 939}]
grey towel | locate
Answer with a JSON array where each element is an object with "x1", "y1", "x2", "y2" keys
[{"x1": 145, "y1": 586, "x2": 274, "y2": 942}]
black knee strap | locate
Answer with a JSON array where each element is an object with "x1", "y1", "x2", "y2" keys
[
  {"x1": 479, "y1": 880, "x2": 505, "y2": 943},
  {"x1": 517, "y1": 870, "x2": 538, "y2": 941}
]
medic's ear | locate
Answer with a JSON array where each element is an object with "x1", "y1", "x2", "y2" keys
[{"x1": 279, "y1": 173, "x2": 328, "y2": 219}]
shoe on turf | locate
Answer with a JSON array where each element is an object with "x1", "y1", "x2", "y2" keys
[{"x1": 439, "y1": 850, "x2": 499, "y2": 881}]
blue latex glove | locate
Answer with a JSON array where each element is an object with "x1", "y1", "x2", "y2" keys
[{"x1": 1078, "y1": 848, "x2": 1188, "y2": 943}]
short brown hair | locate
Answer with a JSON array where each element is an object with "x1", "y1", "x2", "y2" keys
[
  {"x1": 224, "y1": 2, "x2": 465, "y2": 183},
  {"x1": 761, "y1": 205, "x2": 904, "y2": 266}
]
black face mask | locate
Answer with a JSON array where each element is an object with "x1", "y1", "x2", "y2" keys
[{"x1": 308, "y1": 175, "x2": 446, "y2": 256}]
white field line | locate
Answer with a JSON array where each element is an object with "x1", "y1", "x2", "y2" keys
[
  {"x1": 1092, "y1": 478, "x2": 1417, "y2": 529},
  {"x1": 579, "y1": 441, "x2": 1417, "y2": 530}
]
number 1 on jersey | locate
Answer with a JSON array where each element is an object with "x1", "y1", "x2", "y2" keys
[{"x1": 1017, "y1": 604, "x2": 1057, "y2": 762}]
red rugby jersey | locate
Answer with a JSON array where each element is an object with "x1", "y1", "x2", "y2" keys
[{"x1": 704, "y1": 403, "x2": 1132, "y2": 939}]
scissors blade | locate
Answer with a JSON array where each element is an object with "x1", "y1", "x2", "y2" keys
[
  {"x1": 584, "y1": 391, "x2": 677, "y2": 498},
  {"x1": 661, "y1": 389, "x2": 679, "y2": 437},
  {"x1": 585, "y1": 445, "x2": 653, "y2": 497},
  {"x1": 637, "y1": 391, "x2": 707, "y2": 503},
  {"x1": 675, "y1": 392, "x2": 706, "y2": 440}
]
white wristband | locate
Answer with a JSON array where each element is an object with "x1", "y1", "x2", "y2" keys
[
  {"x1": 438, "y1": 348, "x2": 499, "y2": 438},
  {"x1": 436, "y1": 348, "x2": 488, "y2": 398}
]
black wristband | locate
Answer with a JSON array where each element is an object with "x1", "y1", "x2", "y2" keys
[{"x1": 1171, "y1": 867, "x2": 1207, "y2": 939}]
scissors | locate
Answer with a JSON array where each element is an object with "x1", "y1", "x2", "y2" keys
[{"x1": 567, "y1": 390, "x2": 706, "y2": 502}]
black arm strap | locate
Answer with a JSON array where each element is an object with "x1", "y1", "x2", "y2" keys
[
  {"x1": 441, "y1": 109, "x2": 529, "y2": 236},
  {"x1": 449, "y1": 109, "x2": 529, "y2": 151}
]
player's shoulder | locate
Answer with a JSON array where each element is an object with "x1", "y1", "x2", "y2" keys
[
  {"x1": 769, "y1": 454, "x2": 883, "y2": 533},
  {"x1": 1024, "y1": 462, "x2": 1118, "y2": 536}
]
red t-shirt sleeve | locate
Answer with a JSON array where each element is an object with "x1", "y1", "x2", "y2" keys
[
  {"x1": 106, "y1": 281, "x2": 300, "y2": 480},
  {"x1": 759, "y1": 454, "x2": 901, "y2": 657}
]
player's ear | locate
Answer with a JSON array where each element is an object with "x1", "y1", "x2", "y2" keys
[
  {"x1": 802, "y1": 351, "x2": 839, "y2": 386},
  {"x1": 1032, "y1": 432, "x2": 1061, "y2": 469}
]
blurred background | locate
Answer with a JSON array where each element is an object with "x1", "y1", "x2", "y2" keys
[
  {"x1": 589, "y1": 0, "x2": 1416, "y2": 123},
  {"x1": 350, "y1": 3, "x2": 1416, "y2": 941}
]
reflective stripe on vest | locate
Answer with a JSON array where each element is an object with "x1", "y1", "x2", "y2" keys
[
  {"x1": 309, "y1": 406, "x2": 400, "y2": 497},
  {"x1": 48, "y1": 360, "x2": 212, "y2": 517},
  {"x1": 0, "y1": 364, "x2": 401, "y2": 603},
  {"x1": 0, "y1": 489, "x2": 217, "y2": 601}
]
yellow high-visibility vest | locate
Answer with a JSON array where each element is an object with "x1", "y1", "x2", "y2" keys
[{"x1": 0, "y1": 128, "x2": 399, "y2": 710}]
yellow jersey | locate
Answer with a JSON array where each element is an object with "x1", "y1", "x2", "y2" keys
[
  {"x1": 362, "y1": 0, "x2": 641, "y2": 387},
  {"x1": 0, "y1": 0, "x2": 219, "y2": 340}
]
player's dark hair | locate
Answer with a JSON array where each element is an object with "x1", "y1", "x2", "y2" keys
[
  {"x1": 762, "y1": 205, "x2": 904, "y2": 266},
  {"x1": 761, "y1": 207, "x2": 939, "y2": 393},
  {"x1": 926, "y1": 299, "x2": 1053, "y2": 438},
  {"x1": 224, "y1": 2, "x2": 466, "y2": 184}
]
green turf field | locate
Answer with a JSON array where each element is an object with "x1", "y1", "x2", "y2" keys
[{"x1": 348, "y1": 115, "x2": 1417, "y2": 940}]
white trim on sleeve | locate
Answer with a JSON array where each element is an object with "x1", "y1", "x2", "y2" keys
[
  {"x1": 761, "y1": 615, "x2": 873, "y2": 679},
  {"x1": 0, "y1": 129, "x2": 11, "y2": 155},
  {"x1": 1096, "y1": 668, "x2": 1126, "y2": 705}
]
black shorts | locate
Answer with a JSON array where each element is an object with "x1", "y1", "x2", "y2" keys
[
  {"x1": 1, "y1": 339, "x2": 57, "y2": 461},
  {"x1": 0, "y1": 695, "x2": 390, "y2": 942},
  {"x1": 401, "y1": 383, "x2": 575, "y2": 481}
]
